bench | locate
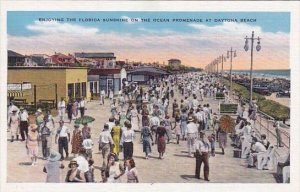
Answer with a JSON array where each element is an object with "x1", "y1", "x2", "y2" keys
[
  {"x1": 13, "y1": 99, "x2": 27, "y2": 104},
  {"x1": 38, "y1": 99, "x2": 55, "y2": 108}
]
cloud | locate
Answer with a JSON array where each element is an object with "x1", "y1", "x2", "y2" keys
[
  {"x1": 27, "y1": 20, "x2": 99, "y2": 35},
  {"x1": 9, "y1": 22, "x2": 289, "y2": 70},
  {"x1": 120, "y1": 16, "x2": 141, "y2": 24},
  {"x1": 138, "y1": 27, "x2": 176, "y2": 35}
]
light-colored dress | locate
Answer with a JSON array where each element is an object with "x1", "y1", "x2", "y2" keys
[
  {"x1": 27, "y1": 132, "x2": 39, "y2": 157},
  {"x1": 130, "y1": 109, "x2": 139, "y2": 131},
  {"x1": 112, "y1": 126, "x2": 121, "y2": 154},
  {"x1": 119, "y1": 112, "x2": 127, "y2": 127},
  {"x1": 9, "y1": 114, "x2": 19, "y2": 136},
  {"x1": 126, "y1": 167, "x2": 138, "y2": 183},
  {"x1": 107, "y1": 162, "x2": 122, "y2": 183},
  {"x1": 44, "y1": 161, "x2": 61, "y2": 183}
]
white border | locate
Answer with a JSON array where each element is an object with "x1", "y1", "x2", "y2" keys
[{"x1": 1, "y1": 1, "x2": 299, "y2": 192}]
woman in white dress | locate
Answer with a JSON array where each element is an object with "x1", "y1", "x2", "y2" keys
[
  {"x1": 106, "y1": 153, "x2": 125, "y2": 183},
  {"x1": 130, "y1": 106, "x2": 140, "y2": 131}
]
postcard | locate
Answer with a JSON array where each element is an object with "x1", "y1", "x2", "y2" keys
[{"x1": 0, "y1": 1, "x2": 299, "y2": 192}]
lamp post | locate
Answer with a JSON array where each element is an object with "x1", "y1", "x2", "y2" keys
[
  {"x1": 227, "y1": 48, "x2": 237, "y2": 97},
  {"x1": 244, "y1": 31, "x2": 261, "y2": 102},
  {"x1": 219, "y1": 55, "x2": 226, "y2": 78}
]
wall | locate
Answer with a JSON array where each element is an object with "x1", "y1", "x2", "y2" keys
[
  {"x1": 66, "y1": 68, "x2": 90, "y2": 101},
  {"x1": 8, "y1": 68, "x2": 66, "y2": 103}
]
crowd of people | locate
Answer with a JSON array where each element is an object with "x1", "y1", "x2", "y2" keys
[{"x1": 7, "y1": 72, "x2": 289, "y2": 183}]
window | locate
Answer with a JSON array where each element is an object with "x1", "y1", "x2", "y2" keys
[
  {"x1": 94, "y1": 82, "x2": 98, "y2": 94},
  {"x1": 90, "y1": 82, "x2": 93, "y2": 93},
  {"x1": 75, "y1": 83, "x2": 81, "y2": 99},
  {"x1": 68, "y1": 83, "x2": 74, "y2": 98},
  {"x1": 81, "y1": 82, "x2": 86, "y2": 98}
]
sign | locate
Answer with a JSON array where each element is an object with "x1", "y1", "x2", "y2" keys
[
  {"x1": 7, "y1": 83, "x2": 32, "y2": 91},
  {"x1": 220, "y1": 103, "x2": 238, "y2": 114},
  {"x1": 22, "y1": 83, "x2": 32, "y2": 90},
  {"x1": 7, "y1": 84, "x2": 21, "y2": 91}
]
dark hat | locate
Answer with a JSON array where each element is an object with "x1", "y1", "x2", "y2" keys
[
  {"x1": 68, "y1": 160, "x2": 79, "y2": 168},
  {"x1": 74, "y1": 123, "x2": 80, "y2": 128}
]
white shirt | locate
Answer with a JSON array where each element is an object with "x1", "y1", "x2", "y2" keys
[
  {"x1": 57, "y1": 125, "x2": 70, "y2": 137},
  {"x1": 195, "y1": 112, "x2": 204, "y2": 122},
  {"x1": 251, "y1": 142, "x2": 267, "y2": 153},
  {"x1": 73, "y1": 156, "x2": 89, "y2": 172},
  {"x1": 106, "y1": 122, "x2": 115, "y2": 133},
  {"x1": 20, "y1": 111, "x2": 29, "y2": 121},
  {"x1": 79, "y1": 100, "x2": 86, "y2": 108},
  {"x1": 58, "y1": 101, "x2": 66, "y2": 109},
  {"x1": 187, "y1": 122, "x2": 198, "y2": 134},
  {"x1": 150, "y1": 116, "x2": 160, "y2": 127},
  {"x1": 120, "y1": 129, "x2": 135, "y2": 144},
  {"x1": 195, "y1": 139, "x2": 211, "y2": 153},
  {"x1": 99, "y1": 130, "x2": 113, "y2": 144},
  {"x1": 82, "y1": 139, "x2": 93, "y2": 150}
]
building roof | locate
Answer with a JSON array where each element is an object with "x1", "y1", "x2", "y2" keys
[
  {"x1": 75, "y1": 52, "x2": 116, "y2": 58},
  {"x1": 88, "y1": 68, "x2": 121, "y2": 75},
  {"x1": 8, "y1": 50, "x2": 25, "y2": 58},
  {"x1": 128, "y1": 67, "x2": 169, "y2": 75},
  {"x1": 8, "y1": 66, "x2": 88, "y2": 70}
]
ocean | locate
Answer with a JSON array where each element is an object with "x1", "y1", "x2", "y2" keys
[{"x1": 225, "y1": 69, "x2": 290, "y2": 80}]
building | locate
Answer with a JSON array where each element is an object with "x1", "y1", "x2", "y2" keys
[
  {"x1": 127, "y1": 67, "x2": 169, "y2": 84},
  {"x1": 51, "y1": 53, "x2": 75, "y2": 66},
  {"x1": 75, "y1": 52, "x2": 116, "y2": 68},
  {"x1": 8, "y1": 67, "x2": 90, "y2": 105},
  {"x1": 168, "y1": 58, "x2": 181, "y2": 69},
  {"x1": 8, "y1": 50, "x2": 25, "y2": 66},
  {"x1": 88, "y1": 68, "x2": 127, "y2": 96}
]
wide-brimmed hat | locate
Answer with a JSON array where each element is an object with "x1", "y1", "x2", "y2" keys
[
  {"x1": 68, "y1": 160, "x2": 79, "y2": 168},
  {"x1": 12, "y1": 109, "x2": 18, "y2": 112},
  {"x1": 37, "y1": 108, "x2": 42, "y2": 113},
  {"x1": 29, "y1": 124, "x2": 38, "y2": 131},
  {"x1": 188, "y1": 116, "x2": 194, "y2": 122},
  {"x1": 48, "y1": 151, "x2": 61, "y2": 162}
]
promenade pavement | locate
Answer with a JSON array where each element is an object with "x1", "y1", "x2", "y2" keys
[{"x1": 7, "y1": 89, "x2": 279, "y2": 183}]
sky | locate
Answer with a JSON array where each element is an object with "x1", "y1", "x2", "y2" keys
[{"x1": 7, "y1": 11, "x2": 290, "y2": 70}]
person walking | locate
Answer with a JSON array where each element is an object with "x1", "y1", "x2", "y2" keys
[
  {"x1": 274, "y1": 120, "x2": 284, "y2": 147},
  {"x1": 100, "y1": 89, "x2": 105, "y2": 105},
  {"x1": 79, "y1": 97, "x2": 86, "y2": 117},
  {"x1": 82, "y1": 123, "x2": 91, "y2": 140},
  {"x1": 218, "y1": 128, "x2": 227, "y2": 155},
  {"x1": 120, "y1": 123, "x2": 135, "y2": 161},
  {"x1": 72, "y1": 99, "x2": 79, "y2": 119},
  {"x1": 19, "y1": 107, "x2": 29, "y2": 141},
  {"x1": 180, "y1": 109, "x2": 188, "y2": 140},
  {"x1": 125, "y1": 158, "x2": 139, "y2": 183},
  {"x1": 8, "y1": 109, "x2": 20, "y2": 142},
  {"x1": 55, "y1": 121, "x2": 70, "y2": 160},
  {"x1": 40, "y1": 116, "x2": 52, "y2": 159},
  {"x1": 26, "y1": 124, "x2": 39, "y2": 166},
  {"x1": 140, "y1": 122, "x2": 154, "y2": 159},
  {"x1": 186, "y1": 116, "x2": 198, "y2": 157},
  {"x1": 130, "y1": 106, "x2": 140, "y2": 132},
  {"x1": 195, "y1": 131, "x2": 211, "y2": 181},
  {"x1": 58, "y1": 97, "x2": 66, "y2": 121},
  {"x1": 43, "y1": 151, "x2": 65, "y2": 183},
  {"x1": 155, "y1": 121, "x2": 169, "y2": 159},
  {"x1": 172, "y1": 117, "x2": 181, "y2": 144},
  {"x1": 82, "y1": 134, "x2": 93, "y2": 160},
  {"x1": 164, "y1": 115, "x2": 172, "y2": 144},
  {"x1": 66, "y1": 99, "x2": 73, "y2": 123},
  {"x1": 111, "y1": 120, "x2": 122, "y2": 156},
  {"x1": 99, "y1": 124, "x2": 114, "y2": 169},
  {"x1": 71, "y1": 124, "x2": 83, "y2": 157},
  {"x1": 106, "y1": 153, "x2": 125, "y2": 183},
  {"x1": 141, "y1": 104, "x2": 150, "y2": 127}
]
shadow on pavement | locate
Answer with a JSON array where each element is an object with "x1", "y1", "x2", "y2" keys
[
  {"x1": 180, "y1": 174, "x2": 196, "y2": 181},
  {"x1": 174, "y1": 154, "x2": 190, "y2": 158},
  {"x1": 19, "y1": 162, "x2": 33, "y2": 166}
]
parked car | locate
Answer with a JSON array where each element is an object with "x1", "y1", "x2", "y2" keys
[
  {"x1": 276, "y1": 90, "x2": 290, "y2": 98},
  {"x1": 253, "y1": 87, "x2": 272, "y2": 96}
]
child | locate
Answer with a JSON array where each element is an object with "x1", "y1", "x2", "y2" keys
[
  {"x1": 82, "y1": 134, "x2": 93, "y2": 160},
  {"x1": 208, "y1": 133, "x2": 216, "y2": 157},
  {"x1": 85, "y1": 159, "x2": 95, "y2": 182},
  {"x1": 172, "y1": 117, "x2": 181, "y2": 144}
]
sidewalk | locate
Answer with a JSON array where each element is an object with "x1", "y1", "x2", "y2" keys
[{"x1": 7, "y1": 89, "x2": 279, "y2": 183}]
